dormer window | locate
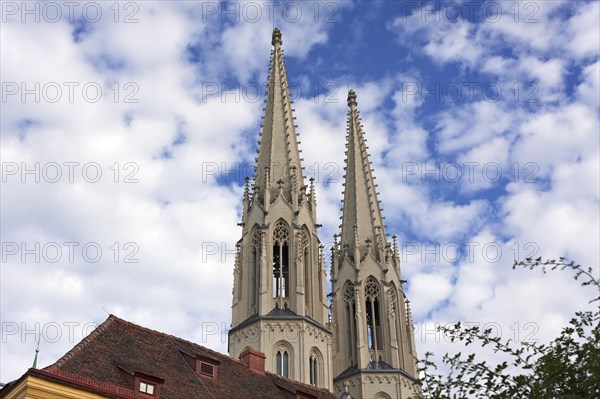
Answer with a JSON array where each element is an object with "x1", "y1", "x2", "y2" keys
[
  {"x1": 116, "y1": 363, "x2": 164, "y2": 398},
  {"x1": 199, "y1": 361, "x2": 216, "y2": 379},
  {"x1": 139, "y1": 381, "x2": 155, "y2": 395},
  {"x1": 133, "y1": 373, "x2": 163, "y2": 396},
  {"x1": 177, "y1": 346, "x2": 220, "y2": 380}
]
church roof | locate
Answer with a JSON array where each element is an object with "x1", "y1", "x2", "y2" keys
[
  {"x1": 229, "y1": 306, "x2": 332, "y2": 335},
  {"x1": 333, "y1": 360, "x2": 417, "y2": 383},
  {"x1": 1, "y1": 315, "x2": 336, "y2": 399}
]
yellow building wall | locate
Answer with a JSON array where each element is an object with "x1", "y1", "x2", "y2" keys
[{"x1": 2, "y1": 374, "x2": 112, "y2": 399}]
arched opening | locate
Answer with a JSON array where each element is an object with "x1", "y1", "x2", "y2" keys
[
  {"x1": 389, "y1": 282, "x2": 404, "y2": 367},
  {"x1": 318, "y1": 246, "x2": 324, "y2": 303},
  {"x1": 250, "y1": 228, "x2": 261, "y2": 314},
  {"x1": 276, "y1": 350, "x2": 289, "y2": 377},
  {"x1": 343, "y1": 281, "x2": 357, "y2": 364},
  {"x1": 309, "y1": 355, "x2": 317, "y2": 385},
  {"x1": 274, "y1": 341, "x2": 293, "y2": 378},
  {"x1": 301, "y1": 229, "x2": 310, "y2": 315},
  {"x1": 365, "y1": 277, "x2": 383, "y2": 354},
  {"x1": 308, "y1": 348, "x2": 323, "y2": 387},
  {"x1": 273, "y1": 221, "x2": 290, "y2": 299}
]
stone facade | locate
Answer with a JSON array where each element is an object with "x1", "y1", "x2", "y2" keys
[{"x1": 229, "y1": 318, "x2": 333, "y2": 390}]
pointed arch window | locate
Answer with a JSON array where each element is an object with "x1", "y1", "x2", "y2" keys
[
  {"x1": 308, "y1": 348, "x2": 322, "y2": 387},
  {"x1": 365, "y1": 277, "x2": 383, "y2": 352},
  {"x1": 389, "y1": 283, "x2": 405, "y2": 368},
  {"x1": 301, "y1": 229, "x2": 310, "y2": 314},
  {"x1": 309, "y1": 355, "x2": 317, "y2": 386},
  {"x1": 275, "y1": 349, "x2": 290, "y2": 378},
  {"x1": 343, "y1": 282, "x2": 357, "y2": 364},
  {"x1": 273, "y1": 221, "x2": 290, "y2": 299},
  {"x1": 250, "y1": 229, "x2": 261, "y2": 314}
]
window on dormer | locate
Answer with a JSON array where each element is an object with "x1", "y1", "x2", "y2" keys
[
  {"x1": 139, "y1": 381, "x2": 155, "y2": 395},
  {"x1": 199, "y1": 361, "x2": 216, "y2": 378},
  {"x1": 123, "y1": 368, "x2": 163, "y2": 398}
]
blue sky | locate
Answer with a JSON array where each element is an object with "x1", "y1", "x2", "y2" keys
[{"x1": 1, "y1": 0, "x2": 599, "y2": 384}]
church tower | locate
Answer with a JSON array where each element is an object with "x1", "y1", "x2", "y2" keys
[
  {"x1": 228, "y1": 28, "x2": 333, "y2": 390},
  {"x1": 330, "y1": 90, "x2": 419, "y2": 398}
]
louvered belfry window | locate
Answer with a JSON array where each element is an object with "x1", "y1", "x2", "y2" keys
[
  {"x1": 272, "y1": 221, "x2": 290, "y2": 299},
  {"x1": 365, "y1": 277, "x2": 383, "y2": 351}
]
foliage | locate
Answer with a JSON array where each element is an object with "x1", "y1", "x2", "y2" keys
[{"x1": 417, "y1": 258, "x2": 600, "y2": 399}]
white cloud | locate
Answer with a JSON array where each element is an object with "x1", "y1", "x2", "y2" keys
[
  {"x1": 386, "y1": 0, "x2": 599, "y2": 374},
  {"x1": 512, "y1": 103, "x2": 598, "y2": 176},
  {"x1": 435, "y1": 101, "x2": 513, "y2": 154},
  {"x1": 427, "y1": 200, "x2": 487, "y2": 239},
  {"x1": 387, "y1": 87, "x2": 430, "y2": 162},
  {"x1": 389, "y1": 12, "x2": 485, "y2": 68},
  {"x1": 563, "y1": 1, "x2": 600, "y2": 60},
  {"x1": 409, "y1": 272, "x2": 454, "y2": 318},
  {"x1": 576, "y1": 60, "x2": 600, "y2": 107}
]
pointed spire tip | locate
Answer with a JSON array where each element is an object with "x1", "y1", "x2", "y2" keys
[
  {"x1": 32, "y1": 340, "x2": 40, "y2": 369},
  {"x1": 347, "y1": 89, "x2": 357, "y2": 107},
  {"x1": 272, "y1": 27, "x2": 282, "y2": 46}
]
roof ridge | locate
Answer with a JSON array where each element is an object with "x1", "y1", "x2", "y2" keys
[{"x1": 47, "y1": 314, "x2": 118, "y2": 371}]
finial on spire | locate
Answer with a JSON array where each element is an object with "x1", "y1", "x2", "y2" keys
[
  {"x1": 272, "y1": 27, "x2": 282, "y2": 46},
  {"x1": 32, "y1": 339, "x2": 40, "y2": 369},
  {"x1": 347, "y1": 89, "x2": 357, "y2": 108}
]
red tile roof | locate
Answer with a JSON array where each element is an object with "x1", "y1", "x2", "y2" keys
[{"x1": 37, "y1": 315, "x2": 337, "y2": 399}]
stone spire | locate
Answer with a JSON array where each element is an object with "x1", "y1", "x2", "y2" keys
[
  {"x1": 254, "y1": 28, "x2": 304, "y2": 207},
  {"x1": 331, "y1": 90, "x2": 419, "y2": 398},
  {"x1": 340, "y1": 89, "x2": 387, "y2": 264},
  {"x1": 229, "y1": 29, "x2": 332, "y2": 390}
]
